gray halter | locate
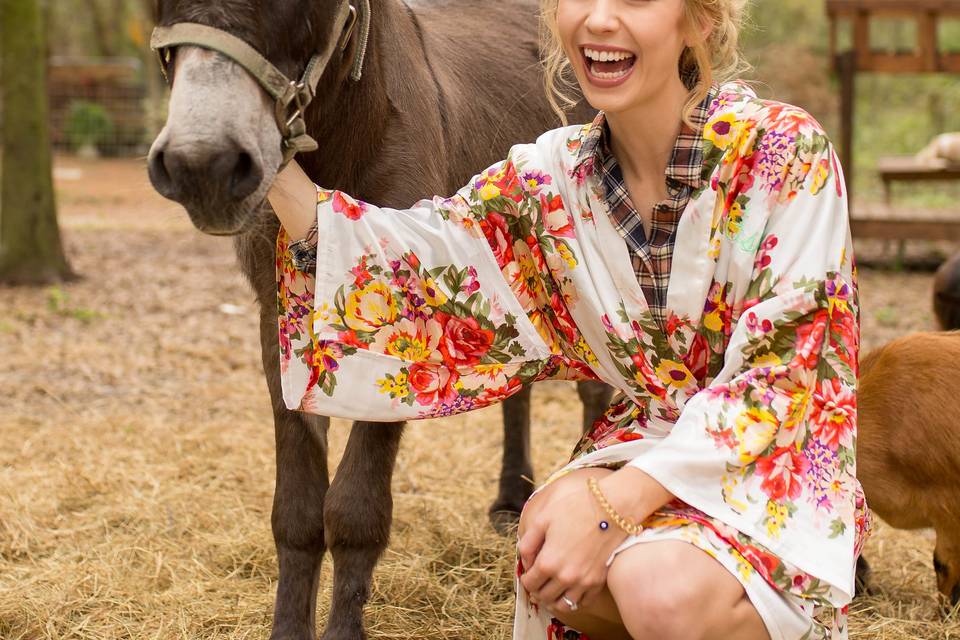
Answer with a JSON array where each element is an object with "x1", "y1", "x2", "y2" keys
[{"x1": 150, "y1": 0, "x2": 372, "y2": 167}]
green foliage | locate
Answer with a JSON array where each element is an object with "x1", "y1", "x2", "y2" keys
[
  {"x1": 744, "y1": 1, "x2": 830, "y2": 55},
  {"x1": 874, "y1": 306, "x2": 900, "y2": 328},
  {"x1": 46, "y1": 286, "x2": 104, "y2": 323},
  {"x1": 64, "y1": 101, "x2": 115, "y2": 152}
]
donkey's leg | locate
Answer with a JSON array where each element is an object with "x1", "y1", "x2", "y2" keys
[
  {"x1": 260, "y1": 321, "x2": 332, "y2": 640},
  {"x1": 241, "y1": 221, "x2": 333, "y2": 639},
  {"x1": 321, "y1": 421, "x2": 404, "y2": 640},
  {"x1": 270, "y1": 410, "x2": 331, "y2": 640},
  {"x1": 854, "y1": 556, "x2": 873, "y2": 597},
  {"x1": 577, "y1": 380, "x2": 613, "y2": 435},
  {"x1": 489, "y1": 386, "x2": 535, "y2": 534}
]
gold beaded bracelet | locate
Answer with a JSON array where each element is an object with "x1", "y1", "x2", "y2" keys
[{"x1": 587, "y1": 476, "x2": 644, "y2": 537}]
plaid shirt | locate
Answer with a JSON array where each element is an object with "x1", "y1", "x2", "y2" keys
[{"x1": 573, "y1": 88, "x2": 717, "y2": 329}]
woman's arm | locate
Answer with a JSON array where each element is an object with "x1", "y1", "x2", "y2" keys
[
  {"x1": 272, "y1": 147, "x2": 600, "y2": 419},
  {"x1": 267, "y1": 160, "x2": 317, "y2": 241}
]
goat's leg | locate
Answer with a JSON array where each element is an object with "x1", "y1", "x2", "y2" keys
[
  {"x1": 321, "y1": 421, "x2": 404, "y2": 640},
  {"x1": 934, "y1": 525, "x2": 960, "y2": 611},
  {"x1": 489, "y1": 385, "x2": 535, "y2": 534},
  {"x1": 576, "y1": 380, "x2": 613, "y2": 435}
]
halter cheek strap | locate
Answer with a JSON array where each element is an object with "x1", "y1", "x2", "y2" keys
[{"x1": 150, "y1": 0, "x2": 369, "y2": 168}]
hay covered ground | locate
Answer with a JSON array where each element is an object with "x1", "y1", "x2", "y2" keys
[{"x1": 0, "y1": 157, "x2": 957, "y2": 639}]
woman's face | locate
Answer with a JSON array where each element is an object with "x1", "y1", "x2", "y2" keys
[{"x1": 557, "y1": 0, "x2": 690, "y2": 115}]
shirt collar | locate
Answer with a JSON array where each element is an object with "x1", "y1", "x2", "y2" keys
[{"x1": 573, "y1": 84, "x2": 719, "y2": 190}]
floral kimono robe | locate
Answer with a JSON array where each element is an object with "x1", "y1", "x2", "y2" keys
[{"x1": 276, "y1": 82, "x2": 870, "y2": 639}]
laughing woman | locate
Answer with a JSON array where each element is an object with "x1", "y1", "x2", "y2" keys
[{"x1": 268, "y1": 0, "x2": 869, "y2": 638}]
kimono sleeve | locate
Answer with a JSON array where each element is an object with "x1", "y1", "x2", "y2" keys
[
  {"x1": 276, "y1": 148, "x2": 595, "y2": 421},
  {"x1": 628, "y1": 141, "x2": 861, "y2": 600}
]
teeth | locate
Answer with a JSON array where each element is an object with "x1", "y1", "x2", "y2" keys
[
  {"x1": 583, "y1": 48, "x2": 634, "y2": 63},
  {"x1": 592, "y1": 68, "x2": 631, "y2": 79}
]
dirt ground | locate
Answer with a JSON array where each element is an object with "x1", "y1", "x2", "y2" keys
[{"x1": 0, "y1": 157, "x2": 957, "y2": 639}]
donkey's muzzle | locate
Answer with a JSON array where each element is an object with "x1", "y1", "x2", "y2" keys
[{"x1": 148, "y1": 137, "x2": 264, "y2": 233}]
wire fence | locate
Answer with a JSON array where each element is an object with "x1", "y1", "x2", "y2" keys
[{"x1": 47, "y1": 56, "x2": 156, "y2": 157}]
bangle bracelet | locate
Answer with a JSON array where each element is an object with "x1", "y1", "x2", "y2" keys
[{"x1": 587, "y1": 476, "x2": 644, "y2": 537}]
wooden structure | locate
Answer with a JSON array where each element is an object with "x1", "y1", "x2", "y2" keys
[
  {"x1": 828, "y1": 0, "x2": 960, "y2": 75},
  {"x1": 878, "y1": 156, "x2": 960, "y2": 203},
  {"x1": 827, "y1": 0, "x2": 960, "y2": 242}
]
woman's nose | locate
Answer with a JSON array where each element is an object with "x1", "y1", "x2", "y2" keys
[{"x1": 584, "y1": 0, "x2": 620, "y2": 34}]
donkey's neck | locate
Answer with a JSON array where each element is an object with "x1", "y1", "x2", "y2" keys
[{"x1": 299, "y1": 0, "x2": 409, "y2": 195}]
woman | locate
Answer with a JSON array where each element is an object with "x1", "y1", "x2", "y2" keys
[{"x1": 268, "y1": 0, "x2": 869, "y2": 638}]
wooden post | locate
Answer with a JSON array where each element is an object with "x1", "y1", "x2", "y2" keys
[
  {"x1": 837, "y1": 50, "x2": 857, "y2": 213},
  {"x1": 919, "y1": 10, "x2": 939, "y2": 71},
  {"x1": 853, "y1": 10, "x2": 871, "y2": 69}
]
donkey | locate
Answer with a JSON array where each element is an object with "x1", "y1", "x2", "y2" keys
[{"x1": 146, "y1": 0, "x2": 609, "y2": 637}]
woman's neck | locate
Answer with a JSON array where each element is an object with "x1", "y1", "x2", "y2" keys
[{"x1": 605, "y1": 77, "x2": 690, "y2": 183}]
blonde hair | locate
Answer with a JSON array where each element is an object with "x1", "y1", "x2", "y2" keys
[{"x1": 540, "y1": 0, "x2": 750, "y2": 126}]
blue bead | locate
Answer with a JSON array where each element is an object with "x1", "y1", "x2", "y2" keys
[{"x1": 599, "y1": 520, "x2": 609, "y2": 531}]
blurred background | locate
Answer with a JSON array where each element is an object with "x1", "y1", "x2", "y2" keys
[
  {"x1": 1, "y1": 1, "x2": 959, "y2": 638},
  {"x1": 13, "y1": 0, "x2": 960, "y2": 200}
]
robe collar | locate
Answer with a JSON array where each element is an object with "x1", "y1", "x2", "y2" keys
[{"x1": 572, "y1": 86, "x2": 719, "y2": 193}]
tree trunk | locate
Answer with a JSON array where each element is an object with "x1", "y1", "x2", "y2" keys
[{"x1": 0, "y1": 0, "x2": 74, "y2": 285}]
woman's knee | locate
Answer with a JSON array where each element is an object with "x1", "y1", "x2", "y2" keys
[
  {"x1": 610, "y1": 576, "x2": 701, "y2": 639},
  {"x1": 606, "y1": 541, "x2": 748, "y2": 640}
]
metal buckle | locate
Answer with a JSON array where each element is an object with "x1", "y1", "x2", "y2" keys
[
  {"x1": 338, "y1": 4, "x2": 358, "y2": 52},
  {"x1": 284, "y1": 80, "x2": 310, "y2": 130}
]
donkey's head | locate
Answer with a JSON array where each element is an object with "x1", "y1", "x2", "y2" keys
[{"x1": 148, "y1": 0, "x2": 358, "y2": 234}]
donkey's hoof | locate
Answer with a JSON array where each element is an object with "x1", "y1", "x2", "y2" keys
[
  {"x1": 489, "y1": 508, "x2": 521, "y2": 535},
  {"x1": 320, "y1": 624, "x2": 367, "y2": 640},
  {"x1": 269, "y1": 631, "x2": 316, "y2": 640}
]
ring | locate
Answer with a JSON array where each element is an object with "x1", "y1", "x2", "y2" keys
[{"x1": 561, "y1": 595, "x2": 579, "y2": 611}]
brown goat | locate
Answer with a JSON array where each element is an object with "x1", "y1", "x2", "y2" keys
[{"x1": 857, "y1": 331, "x2": 960, "y2": 606}]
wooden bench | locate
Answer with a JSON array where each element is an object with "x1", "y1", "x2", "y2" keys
[
  {"x1": 877, "y1": 155, "x2": 960, "y2": 205},
  {"x1": 849, "y1": 156, "x2": 960, "y2": 250},
  {"x1": 851, "y1": 208, "x2": 960, "y2": 243}
]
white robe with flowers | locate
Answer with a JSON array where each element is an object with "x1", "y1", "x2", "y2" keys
[{"x1": 276, "y1": 82, "x2": 869, "y2": 639}]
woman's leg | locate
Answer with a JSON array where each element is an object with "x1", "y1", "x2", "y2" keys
[
  {"x1": 518, "y1": 468, "x2": 771, "y2": 640},
  {"x1": 605, "y1": 539, "x2": 770, "y2": 640}
]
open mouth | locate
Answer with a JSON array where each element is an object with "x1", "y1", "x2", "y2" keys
[{"x1": 581, "y1": 47, "x2": 637, "y2": 82}]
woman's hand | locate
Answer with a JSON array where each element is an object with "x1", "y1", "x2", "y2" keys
[
  {"x1": 518, "y1": 466, "x2": 674, "y2": 613},
  {"x1": 267, "y1": 159, "x2": 318, "y2": 241}
]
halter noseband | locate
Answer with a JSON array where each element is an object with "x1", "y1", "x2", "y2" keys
[{"x1": 150, "y1": 0, "x2": 371, "y2": 168}]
